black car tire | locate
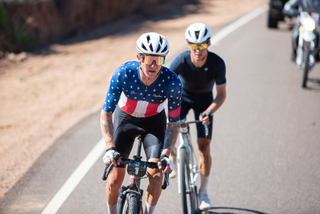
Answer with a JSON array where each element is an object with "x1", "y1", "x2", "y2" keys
[{"x1": 268, "y1": 9, "x2": 279, "y2": 28}]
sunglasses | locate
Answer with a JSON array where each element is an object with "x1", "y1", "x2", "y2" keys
[
  {"x1": 189, "y1": 43, "x2": 208, "y2": 50},
  {"x1": 141, "y1": 55, "x2": 165, "y2": 65}
]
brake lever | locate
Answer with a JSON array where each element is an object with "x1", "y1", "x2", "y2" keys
[{"x1": 102, "y1": 164, "x2": 113, "y2": 181}]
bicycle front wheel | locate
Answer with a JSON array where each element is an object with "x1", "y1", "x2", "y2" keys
[
  {"x1": 179, "y1": 147, "x2": 196, "y2": 214},
  {"x1": 122, "y1": 193, "x2": 139, "y2": 214}
]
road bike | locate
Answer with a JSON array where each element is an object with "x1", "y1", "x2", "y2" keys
[
  {"x1": 177, "y1": 119, "x2": 209, "y2": 214},
  {"x1": 102, "y1": 135, "x2": 169, "y2": 214}
]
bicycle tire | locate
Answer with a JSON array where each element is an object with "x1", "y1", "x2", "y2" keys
[
  {"x1": 179, "y1": 147, "x2": 196, "y2": 214},
  {"x1": 122, "y1": 193, "x2": 139, "y2": 214},
  {"x1": 301, "y1": 45, "x2": 310, "y2": 88}
]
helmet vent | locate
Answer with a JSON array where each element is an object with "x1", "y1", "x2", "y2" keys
[
  {"x1": 195, "y1": 31, "x2": 200, "y2": 39},
  {"x1": 161, "y1": 46, "x2": 167, "y2": 53},
  {"x1": 156, "y1": 44, "x2": 161, "y2": 52},
  {"x1": 141, "y1": 43, "x2": 147, "y2": 51},
  {"x1": 159, "y1": 36, "x2": 163, "y2": 44},
  {"x1": 149, "y1": 44, "x2": 154, "y2": 52},
  {"x1": 204, "y1": 28, "x2": 208, "y2": 37}
]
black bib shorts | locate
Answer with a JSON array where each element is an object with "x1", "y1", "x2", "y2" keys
[
  {"x1": 180, "y1": 89, "x2": 213, "y2": 139},
  {"x1": 113, "y1": 106, "x2": 167, "y2": 168}
]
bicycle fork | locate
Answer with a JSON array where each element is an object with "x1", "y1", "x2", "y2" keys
[
  {"x1": 177, "y1": 132, "x2": 200, "y2": 194},
  {"x1": 117, "y1": 177, "x2": 143, "y2": 214}
]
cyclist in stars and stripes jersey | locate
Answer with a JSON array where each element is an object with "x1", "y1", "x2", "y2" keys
[{"x1": 100, "y1": 32, "x2": 182, "y2": 214}]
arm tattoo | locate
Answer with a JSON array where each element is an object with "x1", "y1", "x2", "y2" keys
[
  {"x1": 100, "y1": 111, "x2": 114, "y2": 140},
  {"x1": 163, "y1": 122, "x2": 179, "y2": 155}
]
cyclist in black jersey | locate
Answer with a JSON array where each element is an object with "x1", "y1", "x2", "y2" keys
[
  {"x1": 100, "y1": 32, "x2": 182, "y2": 214},
  {"x1": 169, "y1": 23, "x2": 227, "y2": 211}
]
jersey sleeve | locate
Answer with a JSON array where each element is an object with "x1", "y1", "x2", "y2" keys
[
  {"x1": 215, "y1": 58, "x2": 227, "y2": 85},
  {"x1": 166, "y1": 72, "x2": 182, "y2": 122},
  {"x1": 102, "y1": 64, "x2": 126, "y2": 113}
]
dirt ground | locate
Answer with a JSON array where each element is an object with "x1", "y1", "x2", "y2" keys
[{"x1": 0, "y1": 0, "x2": 268, "y2": 199}]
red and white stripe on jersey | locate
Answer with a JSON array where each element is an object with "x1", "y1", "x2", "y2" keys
[{"x1": 118, "y1": 92, "x2": 165, "y2": 118}]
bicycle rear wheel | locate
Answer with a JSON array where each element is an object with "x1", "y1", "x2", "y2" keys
[
  {"x1": 122, "y1": 193, "x2": 139, "y2": 214},
  {"x1": 179, "y1": 147, "x2": 196, "y2": 214}
]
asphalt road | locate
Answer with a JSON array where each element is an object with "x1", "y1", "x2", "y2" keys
[{"x1": 2, "y1": 5, "x2": 320, "y2": 214}]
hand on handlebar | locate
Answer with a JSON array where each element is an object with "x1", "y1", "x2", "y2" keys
[
  {"x1": 158, "y1": 154, "x2": 174, "y2": 174},
  {"x1": 200, "y1": 111, "x2": 211, "y2": 125},
  {"x1": 103, "y1": 147, "x2": 121, "y2": 166}
]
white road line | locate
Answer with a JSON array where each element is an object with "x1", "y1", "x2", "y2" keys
[
  {"x1": 41, "y1": 4, "x2": 268, "y2": 214},
  {"x1": 41, "y1": 138, "x2": 105, "y2": 214},
  {"x1": 210, "y1": 4, "x2": 268, "y2": 46}
]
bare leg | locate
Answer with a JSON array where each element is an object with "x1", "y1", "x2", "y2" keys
[
  {"x1": 198, "y1": 138, "x2": 211, "y2": 177},
  {"x1": 169, "y1": 147, "x2": 177, "y2": 178},
  {"x1": 198, "y1": 138, "x2": 212, "y2": 210},
  {"x1": 170, "y1": 146, "x2": 177, "y2": 157},
  {"x1": 145, "y1": 158, "x2": 163, "y2": 206},
  {"x1": 106, "y1": 167, "x2": 125, "y2": 207}
]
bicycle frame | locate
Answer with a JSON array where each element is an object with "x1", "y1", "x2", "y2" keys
[
  {"x1": 177, "y1": 123, "x2": 199, "y2": 194},
  {"x1": 176, "y1": 120, "x2": 208, "y2": 214}
]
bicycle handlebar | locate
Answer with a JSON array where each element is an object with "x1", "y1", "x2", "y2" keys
[
  {"x1": 180, "y1": 120, "x2": 210, "y2": 139},
  {"x1": 102, "y1": 157, "x2": 169, "y2": 189}
]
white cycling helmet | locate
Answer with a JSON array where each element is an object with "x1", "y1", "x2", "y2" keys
[
  {"x1": 136, "y1": 32, "x2": 170, "y2": 56},
  {"x1": 185, "y1": 23, "x2": 211, "y2": 44}
]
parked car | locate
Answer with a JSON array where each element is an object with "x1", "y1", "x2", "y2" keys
[{"x1": 267, "y1": 0, "x2": 290, "y2": 28}]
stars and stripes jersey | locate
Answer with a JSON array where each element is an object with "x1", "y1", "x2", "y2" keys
[{"x1": 102, "y1": 61, "x2": 182, "y2": 122}]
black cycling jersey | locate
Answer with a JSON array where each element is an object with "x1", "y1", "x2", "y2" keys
[
  {"x1": 170, "y1": 51, "x2": 226, "y2": 95},
  {"x1": 170, "y1": 50, "x2": 226, "y2": 139}
]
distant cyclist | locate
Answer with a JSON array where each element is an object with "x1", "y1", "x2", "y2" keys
[
  {"x1": 100, "y1": 32, "x2": 182, "y2": 214},
  {"x1": 169, "y1": 23, "x2": 226, "y2": 211},
  {"x1": 282, "y1": 0, "x2": 320, "y2": 61}
]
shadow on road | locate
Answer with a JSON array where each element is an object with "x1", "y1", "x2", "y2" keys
[
  {"x1": 197, "y1": 207, "x2": 267, "y2": 214},
  {"x1": 306, "y1": 78, "x2": 320, "y2": 91}
]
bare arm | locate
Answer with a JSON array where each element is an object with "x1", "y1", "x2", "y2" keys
[
  {"x1": 100, "y1": 109, "x2": 114, "y2": 149},
  {"x1": 200, "y1": 83, "x2": 227, "y2": 123},
  {"x1": 158, "y1": 121, "x2": 179, "y2": 173},
  {"x1": 161, "y1": 121, "x2": 180, "y2": 157},
  {"x1": 208, "y1": 83, "x2": 226, "y2": 114}
]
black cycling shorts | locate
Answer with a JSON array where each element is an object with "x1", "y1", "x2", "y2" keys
[
  {"x1": 180, "y1": 88, "x2": 213, "y2": 139},
  {"x1": 113, "y1": 107, "x2": 166, "y2": 168}
]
